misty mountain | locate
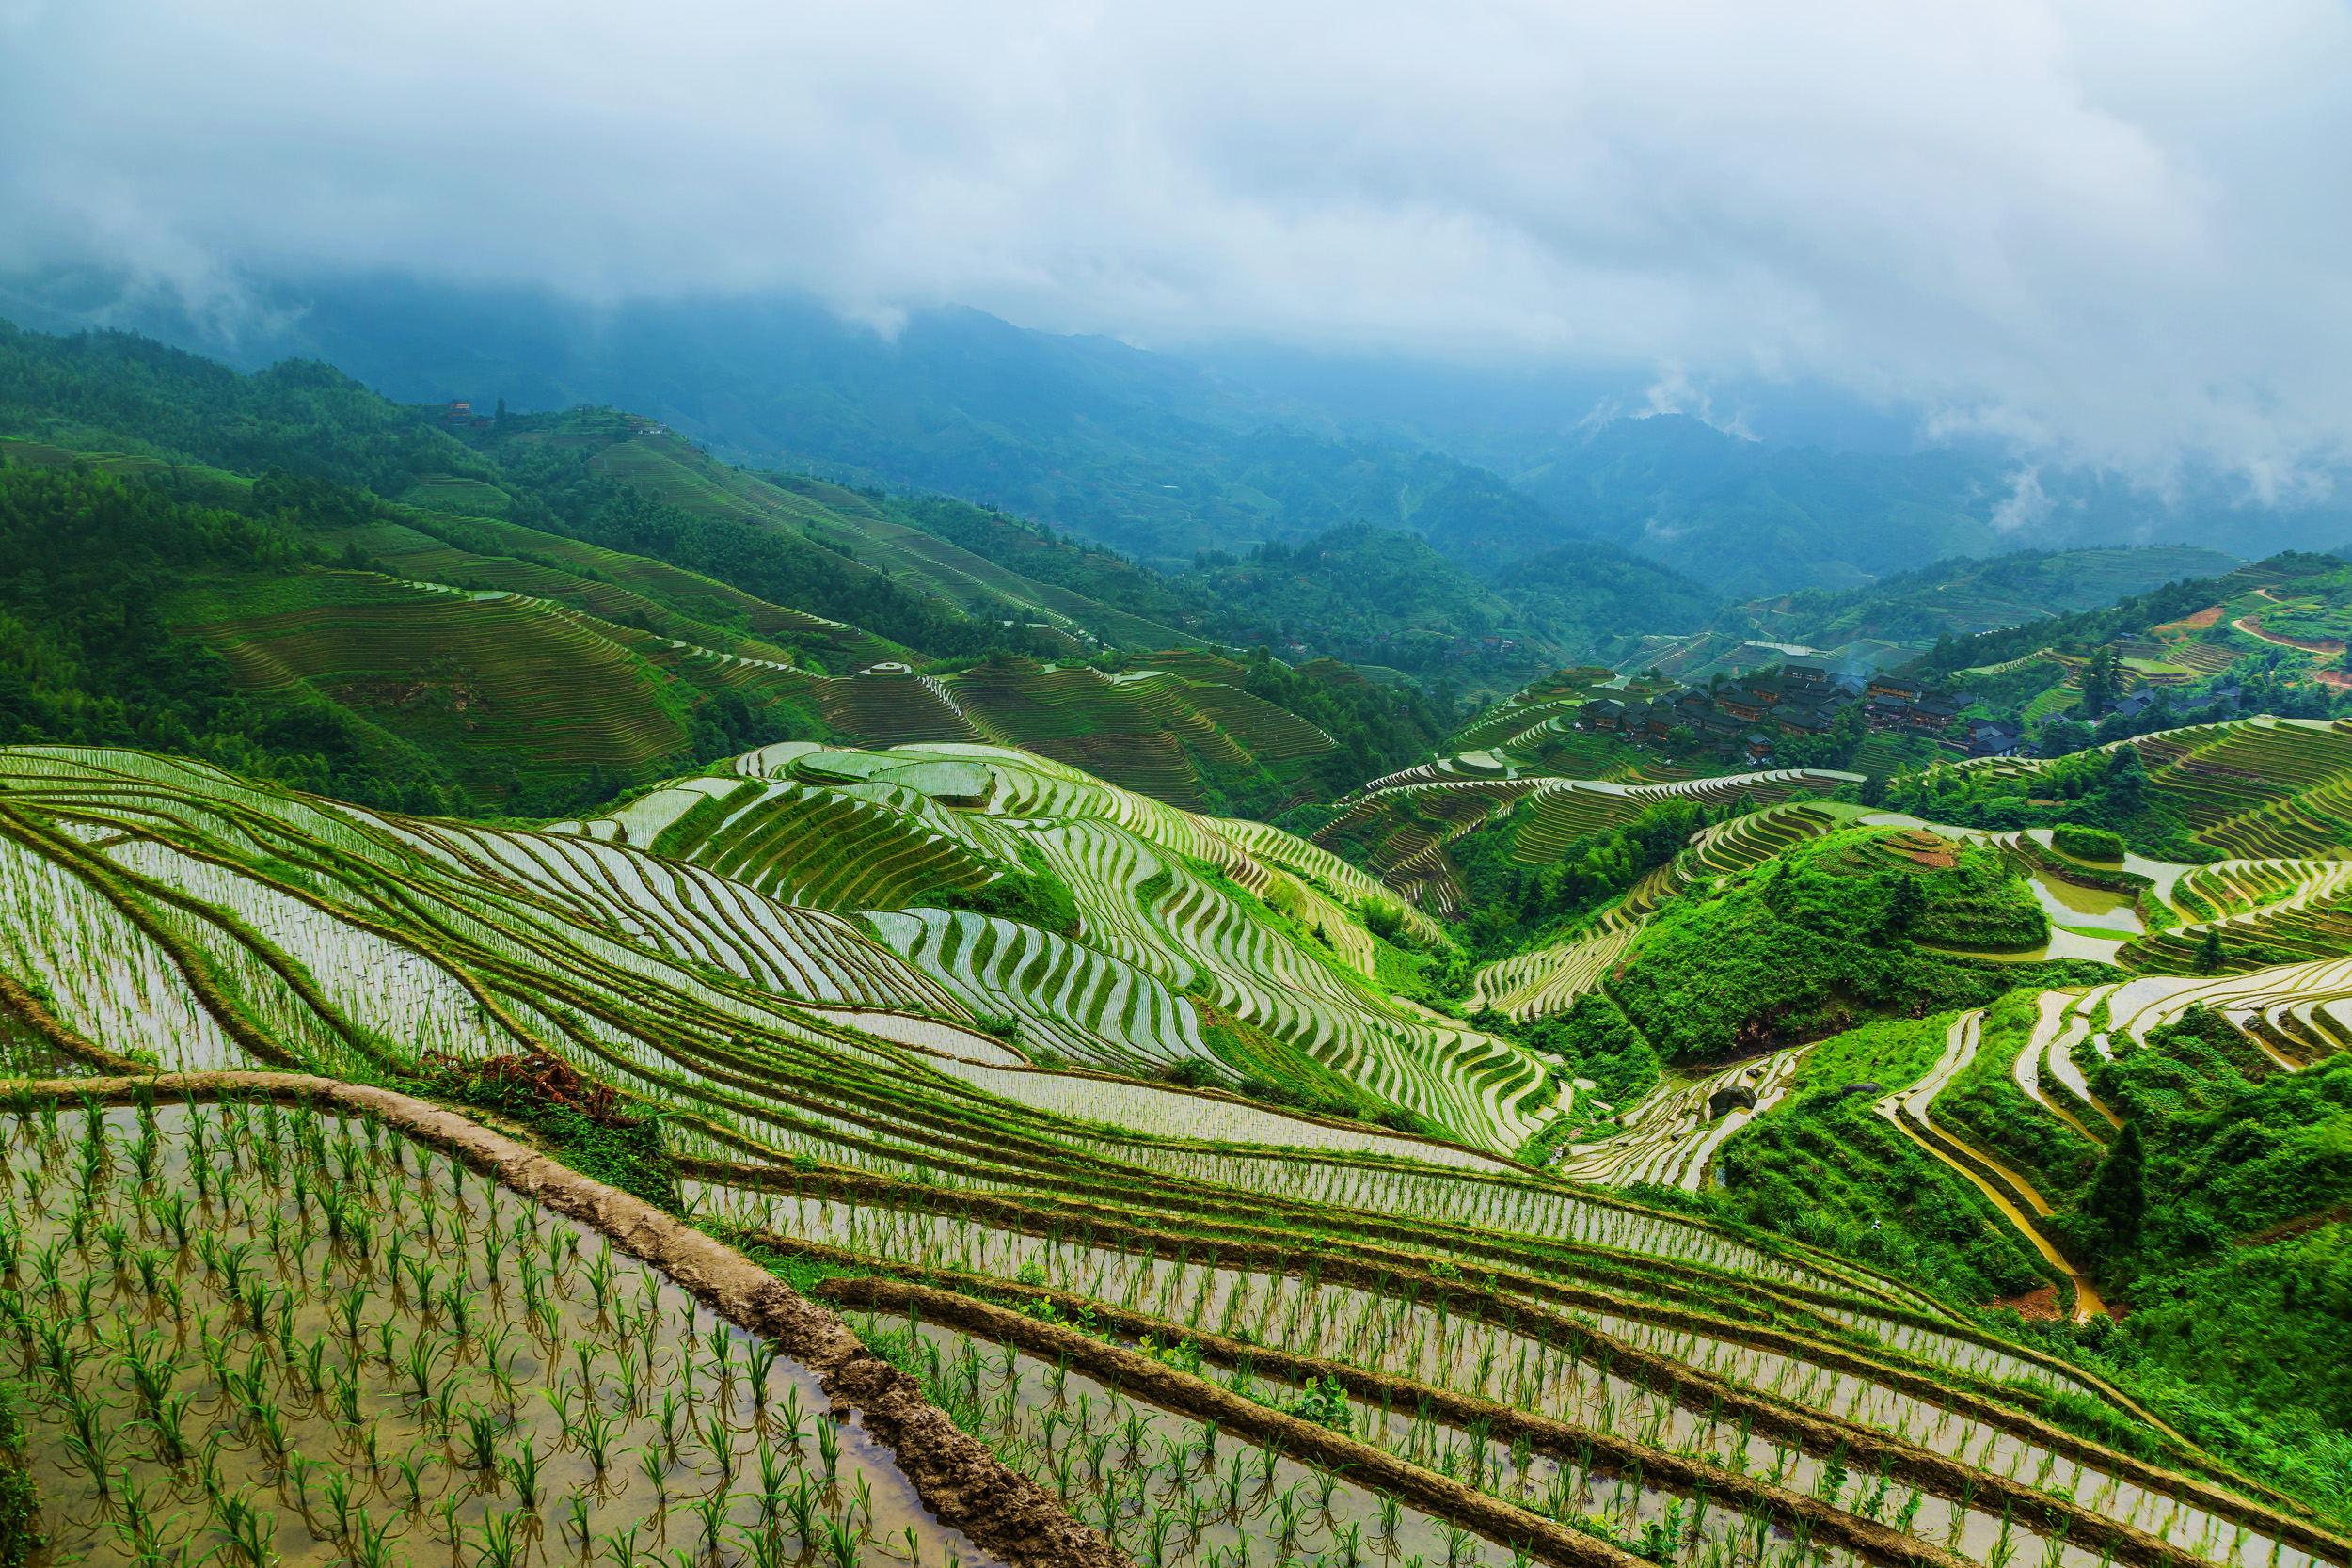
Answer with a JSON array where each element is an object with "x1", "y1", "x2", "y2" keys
[
  {"x1": 1182, "y1": 346, "x2": 2352, "y2": 597},
  {"x1": 14, "y1": 271, "x2": 2348, "y2": 599},
  {"x1": 2, "y1": 273, "x2": 1589, "y2": 576}
]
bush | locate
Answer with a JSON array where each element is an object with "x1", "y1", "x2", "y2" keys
[
  {"x1": 1162, "y1": 1057, "x2": 1227, "y2": 1090},
  {"x1": 915, "y1": 870, "x2": 1082, "y2": 936},
  {"x1": 1518, "y1": 994, "x2": 1663, "y2": 1104},
  {"x1": 1604, "y1": 829, "x2": 2106, "y2": 1062},
  {"x1": 2053, "y1": 824, "x2": 2128, "y2": 862},
  {"x1": 1276, "y1": 1375, "x2": 1354, "y2": 1433}
]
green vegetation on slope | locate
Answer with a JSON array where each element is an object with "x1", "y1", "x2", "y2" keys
[
  {"x1": 0, "y1": 465, "x2": 479, "y2": 811},
  {"x1": 0, "y1": 321, "x2": 1454, "y2": 819},
  {"x1": 1180, "y1": 524, "x2": 1713, "y2": 687},
  {"x1": 1931, "y1": 990, "x2": 2102, "y2": 1196},
  {"x1": 1599, "y1": 828, "x2": 2105, "y2": 1062},
  {"x1": 1450, "y1": 797, "x2": 1711, "y2": 959},
  {"x1": 1879, "y1": 739, "x2": 2213, "y2": 862},
  {"x1": 1730, "y1": 546, "x2": 2245, "y2": 654},
  {"x1": 1702, "y1": 1010, "x2": 2053, "y2": 1304}
]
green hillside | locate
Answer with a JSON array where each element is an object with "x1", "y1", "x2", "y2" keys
[
  {"x1": 1737, "y1": 546, "x2": 2245, "y2": 652},
  {"x1": 5, "y1": 320, "x2": 2352, "y2": 1568},
  {"x1": 0, "y1": 322, "x2": 1453, "y2": 816},
  {"x1": 1182, "y1": 524, "x2": 1714, "y2": 687}
]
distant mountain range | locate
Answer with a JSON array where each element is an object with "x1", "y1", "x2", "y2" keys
[{"x1": 11, "y1": 270, "x2": 2352, "y2": 601}]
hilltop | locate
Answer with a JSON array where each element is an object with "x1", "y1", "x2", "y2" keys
[{"x1": 0, "y1": 321, "x2": 1479, "y2": 816}]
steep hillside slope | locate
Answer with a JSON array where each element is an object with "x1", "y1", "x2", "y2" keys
[
  {"x1": 4, "y1": 736, "x2": 2347, "y2": 1562},
  {"x1": 9, "y1": 283, "x2": 1589, "y2": 570},
  {"x1": 0, "y1": 325, "x2": 1441, "y2": 816}
]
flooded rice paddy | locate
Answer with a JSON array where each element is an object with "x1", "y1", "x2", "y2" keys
[
  {"x1": 0, "y1": 1100, "x2": 988, "y2": 1568},
  {"x1": 699, "y1": 1189, "x2": 2320, "y2": 1568}
]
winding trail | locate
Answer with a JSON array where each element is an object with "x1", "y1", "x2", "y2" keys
[
  {"x1": 1875, "y1": 1015, "x2": 2110, "y2": 1322},
  {"x1": 2232, "y1": 615, "x2": 2352, "y2": 690}
]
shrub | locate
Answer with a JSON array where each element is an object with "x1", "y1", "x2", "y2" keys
[
  {"x1": 1518, "y1": 994, "x2": 1663, "y2": 1104},
  {"x1": 2053, "y1": 824, "x2": 2128, "y2": 862},
  {"x1": 1276, "y1": 1375, "x2": 1354, "y2": 1433},
  {"x1": 1162, "y1": 1057, "x2": 1227, "y2": 1090},
  {"x1": 916, "y1": 870, "x2": 1082, "y2": 936}
]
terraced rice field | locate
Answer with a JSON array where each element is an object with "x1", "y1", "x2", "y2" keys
[
  {"x1": 0, "y1": 1093, "x2": 999, "y2": 1568},
  {"x1": 3, "y1": 737, "x2": 2345, "y2": 1568},
  {"x1": 185, "y1": 576, "x2": 701, "y2": 784},
  {"x1": 804, "y1": 657, "x2": 1335, "y2": 809},
  {"x1": 1319, "y1": 766, "x2": 1859, "y2": 916},
  {"x1": 1554, "y1": 1048, "x2": 1811, "y2": 1189},
  {"x1": 1967, "y1": 718, "x2": 2352, "y2": 862},
  {"x1": 680, "y1": 1147, "x2": 2340, "y2": 1568},
  {"x1": 1470, "y1": 802, "x2": 1867, "y2": 1021}
]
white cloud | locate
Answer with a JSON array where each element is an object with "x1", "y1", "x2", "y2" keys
[
  {"x1": 7, "y1": 0, "x2": 2352, "y2": 479},
  {"x1": 1990, "y1": 466, "x2": 2053, "y2": 533}
]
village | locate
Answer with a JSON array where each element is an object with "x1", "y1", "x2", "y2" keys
[{"x1": 1575, "y1": 661, "x2": 2020, "y2": 767}]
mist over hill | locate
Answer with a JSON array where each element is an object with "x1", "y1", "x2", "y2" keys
[{"x1": 14, "y1": 271, "x2": 2352, "y2": 597}]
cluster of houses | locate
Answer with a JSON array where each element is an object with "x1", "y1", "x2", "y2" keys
[
  {"x1": 1578, "y1": 664, "x2": 2021, "y2": 766},
  {"x1": 2108, "y1": 681, "x2": 2241, "y2": 724}
]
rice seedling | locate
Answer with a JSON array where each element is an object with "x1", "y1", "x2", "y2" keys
[{"x1": 0, "y1": 1101, "x2": 977, "y2": 1568}]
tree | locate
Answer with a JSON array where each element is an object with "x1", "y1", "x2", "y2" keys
[
  {"x1": 2037, "y1": 716, "x2": 2094, "y2": 757},
  {"x1": 2197, "y1": 927, "x2": 2227, "y2": 975},
  {"x1": 2076, "y1": 645, "x2": 2121, "y2": 718},
  {"x1": 2079, "y1": 1122, "x2": 2147, "y2": 1259},
  {"x1": 2104, "y1": 741, "x2": 2147, "y2": 811},
  {"x1": 1879, "y1": 872, "x2": 1929, "y2": 940}
]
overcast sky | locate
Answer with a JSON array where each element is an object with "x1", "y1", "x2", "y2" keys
[{"x1": 7, "y1": 0, "x2": 2352, "y2": 482}]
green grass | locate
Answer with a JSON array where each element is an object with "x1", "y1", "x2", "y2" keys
[
  {"x1": 1931, "y1": 990, "x2": 2100, "y2": 1196},
  {"x1": 396, "y1": 473, "x2": 512, "y2": 515},
  {"x1": 1704, "y1": 1093, "x2": 2054, "y2": 1304},
  {"x1": 1788, "y1": 1014, "x2": 1953, "y2": 1095}
]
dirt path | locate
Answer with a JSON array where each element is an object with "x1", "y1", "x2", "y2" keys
[
  {"x1": 2232, "y1": 613, "x2": 2346, "y2": 657},
  {"x1": 2227, "y1": 615, "x2": 2350, "y2": 687}
]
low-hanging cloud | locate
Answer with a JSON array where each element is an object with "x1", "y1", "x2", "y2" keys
[{"x1": 7, "y1": 0, "x2": 2352, "y2": 480}]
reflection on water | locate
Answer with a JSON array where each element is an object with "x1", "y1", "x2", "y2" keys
[{"x1": 2021, "y1": 867, "x2": 2146, "y2": 933}]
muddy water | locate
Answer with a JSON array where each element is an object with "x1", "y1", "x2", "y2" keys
[
  {"x1": 0, "y1": 1102, "x2": 993, "y2": 1568},
  {"x1": 708, "y1": 1191, "x2": 2302, "y2": 1568},
  {"x1": 2021, "y1": 868, "x2": 2146, "y2": 935}
]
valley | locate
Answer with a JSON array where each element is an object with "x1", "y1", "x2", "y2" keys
[{"x1": 1, "y1": 317, "x2": 2346, "y2": 1568}]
